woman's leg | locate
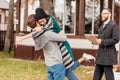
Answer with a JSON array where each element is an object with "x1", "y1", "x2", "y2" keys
[
  {"x1": 70, "y1": 61, "x2": 80, "y2": 71},
  {"x1": 65, "y1": 68, "x2": 79, "y2": 80}
]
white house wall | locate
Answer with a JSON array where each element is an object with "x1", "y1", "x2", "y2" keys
[
  {"x1": 0, "y1": 10, "x2": 7, "y2": 31},
  {"x1": 0, "y1": 10, "x2": 17, "y2": 31},
  {"x1": 15, "y1": 36, "x2": 119, "y2": 51},
  {"x1": 68, "y1": 39, "x2": 119, "y2": 51}
]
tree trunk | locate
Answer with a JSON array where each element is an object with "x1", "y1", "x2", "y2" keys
[
  {"x1": 23, "y1": 0, "x2": 28, "y2": 32},
  {"x1": 39, "y1": 0, "x2": 55, "y2": 16},
  {"x1": 4, "y1": 0, "x2": 14, "y2": 53}
]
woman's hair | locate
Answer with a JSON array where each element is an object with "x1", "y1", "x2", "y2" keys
[
  {"x1": 35, "y1": 8, "x2": 48, "y2": 21},
  {"x1": 26, "y1": 14, "x2": 36, "y2": 29}
]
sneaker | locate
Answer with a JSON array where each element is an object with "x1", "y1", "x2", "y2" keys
[{"x1": 82, "y1": 53, "x2": 95, "y2": 60}]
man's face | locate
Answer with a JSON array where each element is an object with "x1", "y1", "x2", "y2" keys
[
  {"x1": 38, "y1": 18, "x2": 47, "y2": 26},
  {"x1": 101, "y1": 10, "x2": 111, "y2": 22}
]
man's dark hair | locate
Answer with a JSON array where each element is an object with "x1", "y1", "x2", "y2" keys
[{"x1": 35, "y1": 8, "x2": 48, "y2": 21}]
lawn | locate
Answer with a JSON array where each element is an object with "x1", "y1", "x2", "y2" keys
[{"x1": 0, "y1": 51, "x2": 96, "y2": 80}]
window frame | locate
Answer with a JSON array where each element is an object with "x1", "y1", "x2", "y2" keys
[{"x1": 54, "y1": 0, "x2": 76, "y2": 35}]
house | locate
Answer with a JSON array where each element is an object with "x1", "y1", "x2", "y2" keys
[
  {"x1": 0, "y1": 0, "x2": 9, "y2": 31},
  {"x1": 14, "y1": 0, "x2": 120, "y2": 65},
  {"x1": 0, "y1": 0, "x2": 9, "y2": 50}
]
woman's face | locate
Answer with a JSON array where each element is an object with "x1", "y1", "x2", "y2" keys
[{"x1": 38, "y1": 18, "x2": 47, "y2": 26}]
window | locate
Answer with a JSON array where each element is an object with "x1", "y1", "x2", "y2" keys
[
  {"x1": 85, "y1": 0, "x2": 101, "y2": 34},
  {"x1": 54, "y1": 0, "x2": 76, "y2": 35},
  {"x1": 34, "y1": 0, "x2": 40, "y2": 9},
  {"x1": 5, "y1": 16, "x2": 8, "y2": 24}
]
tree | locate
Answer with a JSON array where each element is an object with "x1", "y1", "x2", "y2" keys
[
  {"x1": 39, "y1": 0, "x2": 55, "y2": 16},
  {"x1": 4, "y1": 0, "x2": 14, "y2": 53},
  {"x1": 23, "y1": 0, "x2": 28, "y2": 31}
]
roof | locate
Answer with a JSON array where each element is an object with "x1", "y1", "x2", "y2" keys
[{"x1": 0, "y1": 0, "x2": 9, "y2": 10}]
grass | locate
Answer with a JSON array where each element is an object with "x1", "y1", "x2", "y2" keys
[
  {"x1": 0, "y1": 51, "x2": 98, "y2": 80},
  {"x1": 0, "y1": 58, "x2": 48, "y2": 80},
  {"x1": 0, "y1": 50, "x2": 13, "y2": 58}
]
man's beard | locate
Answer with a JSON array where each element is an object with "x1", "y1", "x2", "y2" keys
[{"x1": 102, "y1": 17, "x2": 108, "y2": 22}]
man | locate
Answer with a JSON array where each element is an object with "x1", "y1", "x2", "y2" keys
[
  {"x1": 16, "y1": 14, "x2": 66, "y2": 80},
  {"x1": 93, "y1": 8, "x2": 119, "y2": 80}
]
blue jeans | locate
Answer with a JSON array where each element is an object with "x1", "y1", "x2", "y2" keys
[
  {"x1": 65, "y1": 61, "x2": 80, "y2": 80},
  {"x1": 47, "y1": 63, "x2": 65, "y2": 80}
]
